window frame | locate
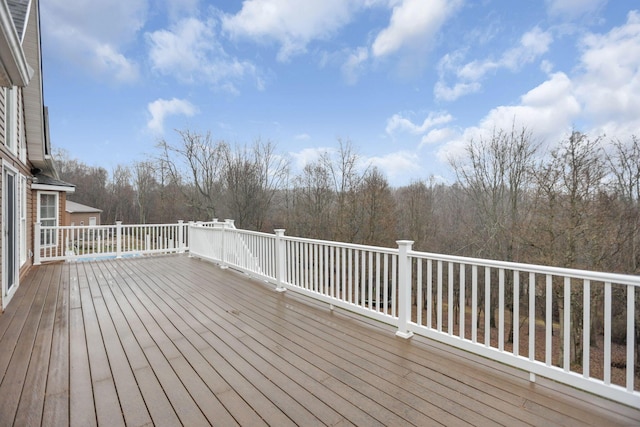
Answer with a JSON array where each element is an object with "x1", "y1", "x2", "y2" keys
[
  {"x1": 19, "y1": 175, "x2": 27, "y2": 266},
  {"x1": 37, "y1": 191, "x2": 59, "y2": 247}
]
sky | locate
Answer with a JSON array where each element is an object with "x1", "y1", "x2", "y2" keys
[{"x1": 39, "y1": 0, "x2": 640, "y2": 186}]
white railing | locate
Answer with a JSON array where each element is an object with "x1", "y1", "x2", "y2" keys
[
  {"x1": 188, "y1": 225, "x2": 640, "y2": 408},
  {"x1": 34, "y1": 220, "x2": 188, "y2": 263},
  {"x1": 406, "y1": 250, "x2": 640, "y2": 408},
  {"x1": 190, "y1": 220, "x2": 276, "y2": 281},
  {"x1": 189, "y1": 223, "x2": 404, "y2": 324}
]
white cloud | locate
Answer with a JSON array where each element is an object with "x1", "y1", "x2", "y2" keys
[
  {"x1": 435, "y1": 12, "x2": 640, "y2": 167},
  {"x1": 222, "y1": 0, "x2": 358, "y2": 61},
  {"x1": 147, "y1": 98, "x2": 198, "y2": 134},
  {"x1": 436, "y1": 71, "x2": 580, "y2": 164},
  {"x1": 290, "y1": 147, "x2": 330, "y2": 168},
  {"x1": 386, "y1": 111, "x2": 453, "y2": 135},
  {"x1": 147, "y1": 18, "x2": 259, "y2": 91},
  {"x1": 456, "y1": 59, "x2": 498, "y2": 82},
  {"x1": 94, "y1": 44, "x2": 139, "y2": 83},
  {"x1": 368, "y1": 151, "x2": 422, "y2": 184},
  {"x1": 222, "y1": 0, "x2": 460, "y2": 77},
  {"x1": 41, "y1": 0, "x2": 146, "y2": 83},
  {"x1": 545, "y1": 0, "x2": 607, "y2": 19},
  {"x1": 148, "y1": 18, "x2": 213, "y2": 78},
  {"x1": 165, "y1": 0, "x2": 200, "y2": 20},
  {"x1": 575, "y1": 10, "x2": 640, "y2": 137},
  {"x1": 420, "y1": 127, "x2": 456, "y2": 146},
  {"x1": 502, "y1": 27, "x2": 554, "y2": 70},
  {"x1": 435, "y1": 26, "x2": 553, "y2": 101},
  {"x1": 433, "y1": 81, "x2": 481, "y2": 102},
  {"x1": 341, "y1": 47, "x2": 369, "y2": 84},
  {"x1": 371, "y1": 0, "x2": 461, "y2": 58},
  {"x1": 483, "y1": 72, "x2": 580, "y2": 135}
]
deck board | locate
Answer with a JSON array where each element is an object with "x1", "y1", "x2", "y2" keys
[
  {"x1": 14, "y1": 263, "x2": 61, "y2": 427},
  {"x1": 69, "y1": 306, "x2": 96, "y2": 427},
  {"x1": 87, "y1": 265, "x2": 152, "y2": 427},
  {"x1": 0, "y1": 262, "x2": 52, "y2": 423},
  {"x1": 41, "y1": 261, "x2": 70, "y2": 426},
  {"x1": 1, "y1": 254, "x2": 639, "y2": 426}
]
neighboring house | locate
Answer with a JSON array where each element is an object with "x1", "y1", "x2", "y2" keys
[
  {"x1": 0, "y1": 0, "x2": 74, "y2": 310},
  {"x1": 65, "y1": 200, "x2": 102, "y2": 226}
]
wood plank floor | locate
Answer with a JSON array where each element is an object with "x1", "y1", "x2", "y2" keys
[{"x1": 0, "y1": 255, "x2": 639, "y2": 426}]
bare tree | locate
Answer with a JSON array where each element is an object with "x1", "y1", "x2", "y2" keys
[
  {"x1": 324, "y1": 139, "x2": 369, "y2": 242},
  {"x1": 54, "y1": 148, "x2": 109, "y2": 214},
  {"x1": 157, "y1": 129, "x2": 226, "y2": 220},
  {"x1": 532, "y1": 131, "x2": 606, "y2": 365},
  {"x1": 450, "y1": 125, "x2": 538, "y2": 339},
  {"x1": 604, "y1": 135, "x2": 640, "y2": 371},
  {"x1": 108, "y1": 165, "x2": 135, "y2": 223},
  {"x1": 222, "y1": 140, "x2": 289, "y2": 231},
  {"x1": 606, "y1": 136, "x2": 640, "y2": 273},
  {"x1": 290, "y1": 160, "x2": 335, "y2": 239},
  {"x1": 132, "y1": 161, "x2": 159, "y2": 224},
  {"x1": 394, "y1": 178, "x2": 438, "y2": 251},
  {"x1": 360, "y1": 167, "x2": 395, "y2": 247},
  {"x1": 450, "y1": 126, "x2": 538, "y2": 261}
]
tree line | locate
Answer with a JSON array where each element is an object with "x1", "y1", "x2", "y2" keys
[{"x1": 56, "y1": 127, "x2": 640, "y2": 276}]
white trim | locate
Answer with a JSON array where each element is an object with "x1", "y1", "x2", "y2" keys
[
  {"x1": 2, "y1": 161, "x2": 20, "y2": 309},
  {"x1": 19, "y1": 174, "x2": 27, "y2": 267},
  {"x1": 5, "y1": 87, "x2": 17, "y2": 155},
  {"x1": 31, "y1": 183, "x2": 75, "y2": 193},
  {"x1": 37, "y1": 190, "x2": 59, "y2": 247},
  {"x1": 18, "y1": 88, "x2": 26, "y2": 164}
]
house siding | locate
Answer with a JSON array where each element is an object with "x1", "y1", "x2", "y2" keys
[
  {"x1": 66, "y1": 211, "x2": 100, "y2": 226},
  {"x1": 0, "y1": 85, "x2": 36, "y2": 309},
  {"x1": 0, "y1": 0, "x2": 70, "y2": 311}
]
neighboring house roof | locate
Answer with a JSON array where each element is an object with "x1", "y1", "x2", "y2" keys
[
  {"x1": 65, "y1": 201, "x2": 102, "y2": 214},
  {"x1": 31, "y1": 173, "x2": 75, "y2": 192},
  {"x1": 0, "y1": 0, "x2": 32, "y2": 86}
]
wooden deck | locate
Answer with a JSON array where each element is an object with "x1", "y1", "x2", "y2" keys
[{"x1": 1, "y1": 256, "x2": 639, "y2": 426}]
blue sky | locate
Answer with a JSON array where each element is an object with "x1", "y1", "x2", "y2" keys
[{"x1": 40, "y1": 0, "x2": 640, "y2": 186}]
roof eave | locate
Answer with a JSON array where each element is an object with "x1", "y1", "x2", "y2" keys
[
  {"x1": 22, "y1": 0, "x2": 48, "y2": 169},
  {"x1": 31, "y1": 183, "x2": 75, "y2": 193},
  {"x1": 0, "y1": 0, "x2": 32, "y2": 87}
]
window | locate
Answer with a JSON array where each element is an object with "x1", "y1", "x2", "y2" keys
[
  {"x1": 38, "y1": 192, "x2": 58, "y2": 246},
  {"x1": 19, "y1": 175, "x2": 26, "y2": 266}
]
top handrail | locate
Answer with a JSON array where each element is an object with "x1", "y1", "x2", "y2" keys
[{"x1": 409, "y1": 249, "x2": 640, "y2": 287}]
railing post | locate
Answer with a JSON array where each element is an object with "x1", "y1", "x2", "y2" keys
[
  {"x1": 116, "y1": 221, "x2": 122, "y2": 259},
  {"x1": 225, "y1": 219, "x2": 236, "y2": 229},
  {"x1": 220, "y1": 221, "x2": 228, "y2": 269},
  {"x1": 396, "y1": 240, "x2": 414, "y2": 339},
  {"x1": 274, "y1": 229, "x2": 287, "y2": 292},
  {"x1": 187, "y1": 221, "x2": 194, "y2": 257},
  {"x1": 34, "y1": 222, "x2": 41, "y2": 265},
  {"x1": 177, "y1": 220, "x2": 184, "y2": 253}
]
